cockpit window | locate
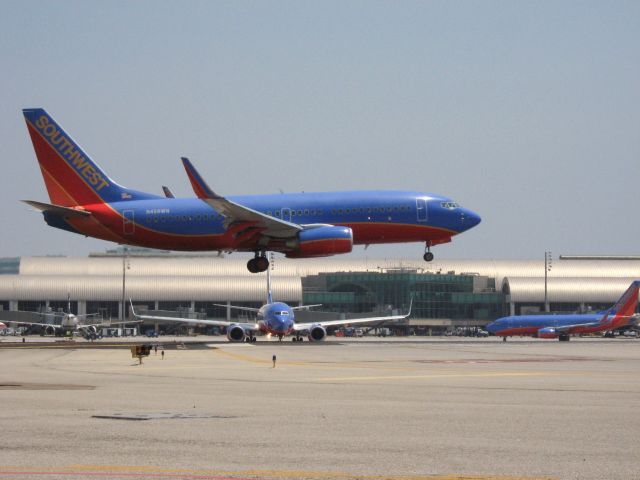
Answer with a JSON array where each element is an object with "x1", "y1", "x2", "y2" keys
[
  {"x1": 275, "y1": 311, "x2": 289, "y2": 316},
  {"x1": 441, "y1": 202, "x2": 460, "y2": 210}
]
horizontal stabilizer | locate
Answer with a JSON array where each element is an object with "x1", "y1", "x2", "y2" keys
[{"x1": 22, "y1": 200, "x2": 92, "y2": 218}]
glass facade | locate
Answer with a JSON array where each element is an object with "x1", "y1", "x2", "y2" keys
[{"x1": 303, "y1": 271, "x2": 506, "y2": 320}]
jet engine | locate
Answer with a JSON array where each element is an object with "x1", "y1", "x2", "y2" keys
[
  {"x1": 226, "y1": 324, "x2": 246, "y2": 342},
  {"x1": 286, "y1": 226, "x2": 353, "y2": 258},
  {"x1": 43, "y1": 325, "x2": 56, "y2": 336},
  {"x1": 86, "y1": 325, "x2": 98, "y2": 335},
  {"x1": 537, "y1": 327, "x2": 558, "y2": 339},
  {"x1": 307, "y1": 324, "x2": 327, "y2": 342}
]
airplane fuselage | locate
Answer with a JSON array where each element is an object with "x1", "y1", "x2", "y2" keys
[
  {"x1": 46, "y1": 190, "x2": 479, "y2": 253},
  {"x1": 486, "y1": 313, "x2": 631, "y2": 337},
  {"x1": 257, "y1": 302, "x2": 296, "y2": 336}
]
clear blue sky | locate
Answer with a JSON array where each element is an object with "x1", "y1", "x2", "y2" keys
[{"x1": 1, "y1": 1, "x2": 639, "y2": 260}]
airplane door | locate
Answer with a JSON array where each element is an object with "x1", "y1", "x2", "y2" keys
[
  {"x1": 281, "y1": 208, "x2": 292, "y2": 222},
  {"x1": 123, "y1": 210, "x2": 135, "y2": 235},
  {"x1": 416, "y1": 198, "x2": 428, "y2": 222}
]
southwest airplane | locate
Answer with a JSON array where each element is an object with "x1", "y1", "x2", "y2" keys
[
  {"x1": 486, "y1": 281, "x2": 640, "y2": 341},
  {"x1": 130, "y1": 268, "x2": 412, "y2": 342},
  {"x1": 22, "y1": 109, "x2": 480, "y2": 273}
]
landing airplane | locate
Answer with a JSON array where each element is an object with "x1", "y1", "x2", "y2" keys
[
  {"x1": 129, "y1": 270, "x2": 412, "y2": 342},
  {"x1": 486, "y1": 281, "x2": 640, "y2": 341},
  {"x1": 22, "y1": 108, "x2": 481, "y2": 273}
]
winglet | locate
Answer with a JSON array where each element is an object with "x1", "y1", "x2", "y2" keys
[
  {"x1": 406, "y1": 296, "x2": 414, "y2": 317},
  {"x1": 181, "y1": 157, "x2": 220, "y2": 199},
  {"x1": 162, "y1": 186, "x2": 175, "y2": 198},
  {"x1": 129, "y1": 299, "x2": 137, "y2": 318}
]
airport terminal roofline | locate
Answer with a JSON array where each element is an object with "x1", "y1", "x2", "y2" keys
[
  {"x1": 503, "y1": 277, "x2": 640, "y2": 303},
  {"x1": 10, "y1": 254, "x2": 640, "y2": 280},
  {"x1": 1, "y1": 254, "x2": 639, "y2": 305}
]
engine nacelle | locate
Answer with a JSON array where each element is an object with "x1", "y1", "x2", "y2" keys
[
  {"x1": 286, "y1": 226, "x2": 353, "y2": 258},
  {"x1": 86, "y1": 325, "x2": 98, "y2": 335},
  {"x1": 226, "y1": 324, "x2": 246, "y2": 343},
  {"x1": 43, "y1": 325, "x2": 56, "y2": 336},
  {"x1": 537, "y1": 327, "x2": 558, "y2": 339},
  {"x1": 308, "y1": 324, "x2": 327, "y2": 342}
]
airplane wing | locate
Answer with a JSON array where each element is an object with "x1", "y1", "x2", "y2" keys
[
  {"x1": 4, "y1": 320, "x2": 60, "y2": 329},
  {"x1": 292, "y1": 298, "x2": 413, "y2": 332},
  {"x1": 290, "y1": 304, "x2": 322, "y2": 311},
  {"x1": 129, "y1": 302, "x2": 258, "y2": 331},
  {"x1": 210, "y1": 304, "x2": 261, "y2": 313},
  {"x1": 181, "y1": 157, "x2": 303, "y2": 238},
  {"x1": 554, "y1": 322, "x2": 602, "y2": 334},
  {"x1": 76, "y1": 320, "x2": 143, "y2": 330}
]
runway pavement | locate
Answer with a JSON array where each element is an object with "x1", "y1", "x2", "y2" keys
[{"x1": 0, "y1": 337, "x2": 639, "y2": 480}]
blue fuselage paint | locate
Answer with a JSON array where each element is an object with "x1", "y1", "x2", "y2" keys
[
  {"x1": 105, "y1": 190, "x2": 480, "y2": 239},
  {"x1": 257, "y1": 302, "x2": 295, "y2": 335}
]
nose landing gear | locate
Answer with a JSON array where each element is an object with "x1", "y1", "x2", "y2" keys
[{"x1": 247, "y1": 252, "x2": 270, "y2": 273}]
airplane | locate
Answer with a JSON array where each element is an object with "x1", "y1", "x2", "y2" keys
[
  {"x1": 8, "y1": 296, "x2": 138, "y2": 339},
  {"x1": 22, "y1": 108, "x2": 481, "y2": 273},
  {"x1": 486, "y1": 281, "x2": 640, "y2": 341},
  {"x1": 0, "y1": 322, "x2": 6, "y2": 331},
  {"x1": 129, "y1": 268, "x2": 413, "y2": 342}
]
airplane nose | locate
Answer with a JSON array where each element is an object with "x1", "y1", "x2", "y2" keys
[{"x1": 461, "y1": 209, "x2": 481, "y2": 230}]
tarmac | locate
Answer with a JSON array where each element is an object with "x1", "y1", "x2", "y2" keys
[{"x1": 0, "y1": 336, "x2": 639, "y2": 480}]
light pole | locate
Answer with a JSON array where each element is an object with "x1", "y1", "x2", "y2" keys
[
  {"x1": 544, "y1": 251, "x2": 552, "y2": 312},
  {"x1": 121, "y1": 247, "x2": 130, "y2": 321}
]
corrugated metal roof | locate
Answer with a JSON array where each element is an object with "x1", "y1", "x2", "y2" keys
[
  {"x1": 17, "y1": 256, "x2": 640, "y2": 282},
  {"x1": 503, "y1": 277, "x2": 639, "y2": 303},
  {"x1": 0, "y1": 275, "x2": 301, "y2": 302},
  {"x1": 6, "y1": 256, "x2": 640, "y2": 304}
]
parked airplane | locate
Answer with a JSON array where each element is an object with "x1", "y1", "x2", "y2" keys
[
  {"x1": 486, "y1": 281, "x2": 640, "y2": 341},
  {"x1": 22, "y1": 108, "x2": 481, "y2": 273},
  {"x1": 0, "y1": 322, "x2": 6, "y2": 331},
  {"x1": 130, "y1": 269, "x2": 412, "y2": 342},
  {"x1": 9, "y1": 297, "x2": 138, "y2": 339}
]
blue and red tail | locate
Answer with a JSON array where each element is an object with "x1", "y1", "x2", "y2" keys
[
  {"x1": 23, "y1": 108, "x2": 153, "y2": 206},
  {"x1": 605, "y1": 281, "x2": 640, "y2": 328}
]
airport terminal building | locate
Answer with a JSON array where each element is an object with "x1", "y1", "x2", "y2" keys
[{"x1": 0, "y1": 251, "x2": 639, "y2": 333}]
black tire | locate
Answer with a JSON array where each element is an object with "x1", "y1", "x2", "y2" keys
[
  {"x1": 423, "y1": 252, "x2": 434, "y2": 262},
  {"x1": 255, "y1": 256, "x2": 269, "y2": 272},
  {"x1": 247, "y1": 258, "x2": 259, "y2": 273}
]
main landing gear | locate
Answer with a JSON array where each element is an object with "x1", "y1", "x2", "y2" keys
[
  {"x1": 423, "y1": 243, "x2": 434, "y2": 262},
  {"x1": 247, "y1": 252, "x2": 269, "y2": 273}
]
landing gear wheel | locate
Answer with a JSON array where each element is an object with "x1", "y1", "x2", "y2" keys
[
  {"x1": 255, "y1": 256, "x2": 269, "y2": 272},
  {"x1": 423, "y1": 251, "x2": 434, "y2": 262},
  {"x1": 247, "y1": 255, "x2": 269, "y2": 273},
  {"x1": 247, "y1": 258, "x2": 259, "y2": 273}
]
